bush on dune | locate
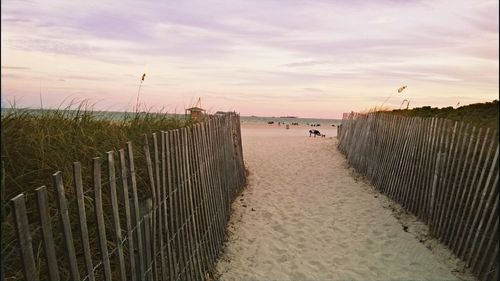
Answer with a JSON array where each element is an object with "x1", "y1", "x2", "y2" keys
[{"x1": 388, "y1": 100, "x2": 499, "y2": 130}]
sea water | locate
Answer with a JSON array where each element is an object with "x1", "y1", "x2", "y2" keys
[
  {"x1": 1, "y1": 108, "x2": 342, "y2": 127},
  {"x1": 240, "y1": 116, "x2": 342, "y2": 127}
]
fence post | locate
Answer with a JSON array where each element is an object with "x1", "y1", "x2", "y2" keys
[
  {"x1": 92, "y1": 158, "x2": 113, "y2": 281},
  {"x1": 107, "y1": 151, "x2": 127, "y2": 281},
  {"x1": 53, "y1": 171, "x2": 81, "y2": 281},
  {"x1": 72, "y1": 162, "x2": 95, "y2": 281},
  {"x1": 430, "y1": 152, "x2": 443, "y2": 230},
  {"x1": 35, "y1": 186, "x2": 60, "y2": 281},
  {"x1": 141, "y1": 198, "x2": 153, "y2": 281},
  {"x1": 127, "y1": 141, "x2": 146, "y2": 280},
  {"x1": 144, "y1": 134, "x2": 159, "y2": 281},
  {"x1": 118, "y1": 149, "x2": 137, "y2": 281},
  {"x1": 11, "y1": 194, "x2": 39, "y2": 281}
]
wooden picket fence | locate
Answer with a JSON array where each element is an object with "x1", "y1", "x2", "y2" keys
[
  {"x1": 1, "y1": 113, "x2": 246, "y2": 281},
  {"x1": 338, "y1": 112, "x2": 498, "y2": 281}
]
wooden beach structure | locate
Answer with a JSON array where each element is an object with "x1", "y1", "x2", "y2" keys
[
  {"x1": 338, "y1": 112, "x2": 498, "y2": 281},
  {"x1": 2, "y1": 113, "x2": 246, "y2": 281},
  {"x1": 185, "y1": 106, "x2": 205, "y2": 121},
  {"x1": 185, "y1": 97, "x2": 206, "y2": 121}
]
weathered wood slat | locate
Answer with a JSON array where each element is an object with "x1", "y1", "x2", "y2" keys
[
  {"x1": 107, "y1": 151, "x2": 127, "y2": 281},
  {"x1": 35, "y1": 186, "x2": 60, "y2": 281},
  {"x1": 72, "y1": 162, "x2": 95, "y2": 281},
  {"x1": 168, "y1": 130, "x2": 183, "y2": 277},
  {"x1": 11, "y1": 193, "x2": 39, "y2": 281},
  {"x1": 190, "y1": 125, "x2": 205, "y2": 278},
  {"x1": 165, "y1": 130, "x2": 179, "y2": 278},
  {"x1": 173, "y1": 129, "x2": 189, "y2": 280},
  {"x1": 92, "y1": 158, "x2": 112, "y2": 281},
  {"x1": 53, "y1": 171, "x2": 81, "y2": 281},
  {"x1": 423, "y1": 118, "x2": 442, "y2": 222},
  {"x1": 211, "y1": 119, "x2": 225, "y2": 250},
  {"x1": 161, "y1": 131, "x2": 175, "y2": 281},
  {"x1": 144, "y1": 199, "x2": 153, "y2": 281},
  {"x1": 118, "y1": 148, "x2": 137, "y2": 281},
  {"x1": 204, "y1": 120, "x2": 219, "y2": 255},
  {"x1": 180, "y1": 128, "x2": 196, "y2": 281},
  {"x1": 127, "y1": 141, "x2": 146, "y2": 279},
  {"x1": 153, "y1": 132, "x2": 166, "y2": 281},
  {"x1": 177, "y1": 128, "x2": 191, "y2": 281},
  {"x1": 143, "y1": 134, "x2": 159, "y2": 281}
]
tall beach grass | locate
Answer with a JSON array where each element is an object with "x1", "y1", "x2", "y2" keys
[{"x1": 1, "y1": 101, "x2": 195, "y2": 280}]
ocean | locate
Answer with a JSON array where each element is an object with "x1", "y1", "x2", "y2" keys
[
  {"x1": 1, "y1": 108, "x2": 343, "y2": 127},
  {"x1": 240, "y1": 116, "x2": 342, "y2": 127}
]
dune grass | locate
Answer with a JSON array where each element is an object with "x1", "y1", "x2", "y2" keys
[
  {"x1": 1, "y1": 102, "x2": 194, "y2": 280},
  {"x1": 387, "y1": 100, "x2": 499, "y2": 130},
  {"x1": 1, "y1": 102, "x2": 193, "y2": 198}
]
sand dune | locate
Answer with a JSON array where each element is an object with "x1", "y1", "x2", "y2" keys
[{"x1": 214, "y1": 123, "x2": 474, "y2": 281}]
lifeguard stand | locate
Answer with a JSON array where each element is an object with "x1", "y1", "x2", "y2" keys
[{"x1": 185, "y1": 98, "x2": 205, "y2": 121}]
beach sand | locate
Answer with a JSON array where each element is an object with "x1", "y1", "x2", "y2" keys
[{"x1": 214, "y1": 123, "x2": 474, "y2": 281}]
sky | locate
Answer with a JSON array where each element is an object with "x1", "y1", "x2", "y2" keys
[{"x1": 1, "y1": 0, "x2": 498, "y2": 118}]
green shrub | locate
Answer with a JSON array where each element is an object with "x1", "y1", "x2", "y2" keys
[{"x1": 389, "y1": 100, "x2": 499, "y2": 130}]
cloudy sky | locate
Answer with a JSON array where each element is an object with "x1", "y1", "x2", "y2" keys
[{"x1": 1, "y1": 0, "x2": 498, "y2": 118}]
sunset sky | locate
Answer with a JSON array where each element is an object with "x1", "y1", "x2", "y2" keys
[{"x1": 1, "y1": 0, "x2": 498, "y2": 118}]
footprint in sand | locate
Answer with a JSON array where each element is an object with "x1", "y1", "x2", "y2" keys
[
  {"x1": 382, "y1": 253, "x2": 393, "y2": 259},
  {"x1": 274, "y1": 248, "x2": 286, "y2": 255},
  {"x1": 295, "y1": 229, "x2": 305, "y2": 236},
  {"x1": 277, "y1": 255, "x2": 288, "y2": 263},
  {"x1": 262, "y1": 210, "x2": 273, "y2": 220},
  {"x1": 308, "y1": 260, "x2": 327, "y2": 271},
  {"x1": 289, "y1": 271, "x2": 308, "y2": 279},
  {"x1": 271, "y1": 224, "x2": 285, "y2": 233}
]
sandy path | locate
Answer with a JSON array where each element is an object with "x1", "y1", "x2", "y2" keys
[{"x1": 214, "y1": 124, "x2": 472, "y2": 281}]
